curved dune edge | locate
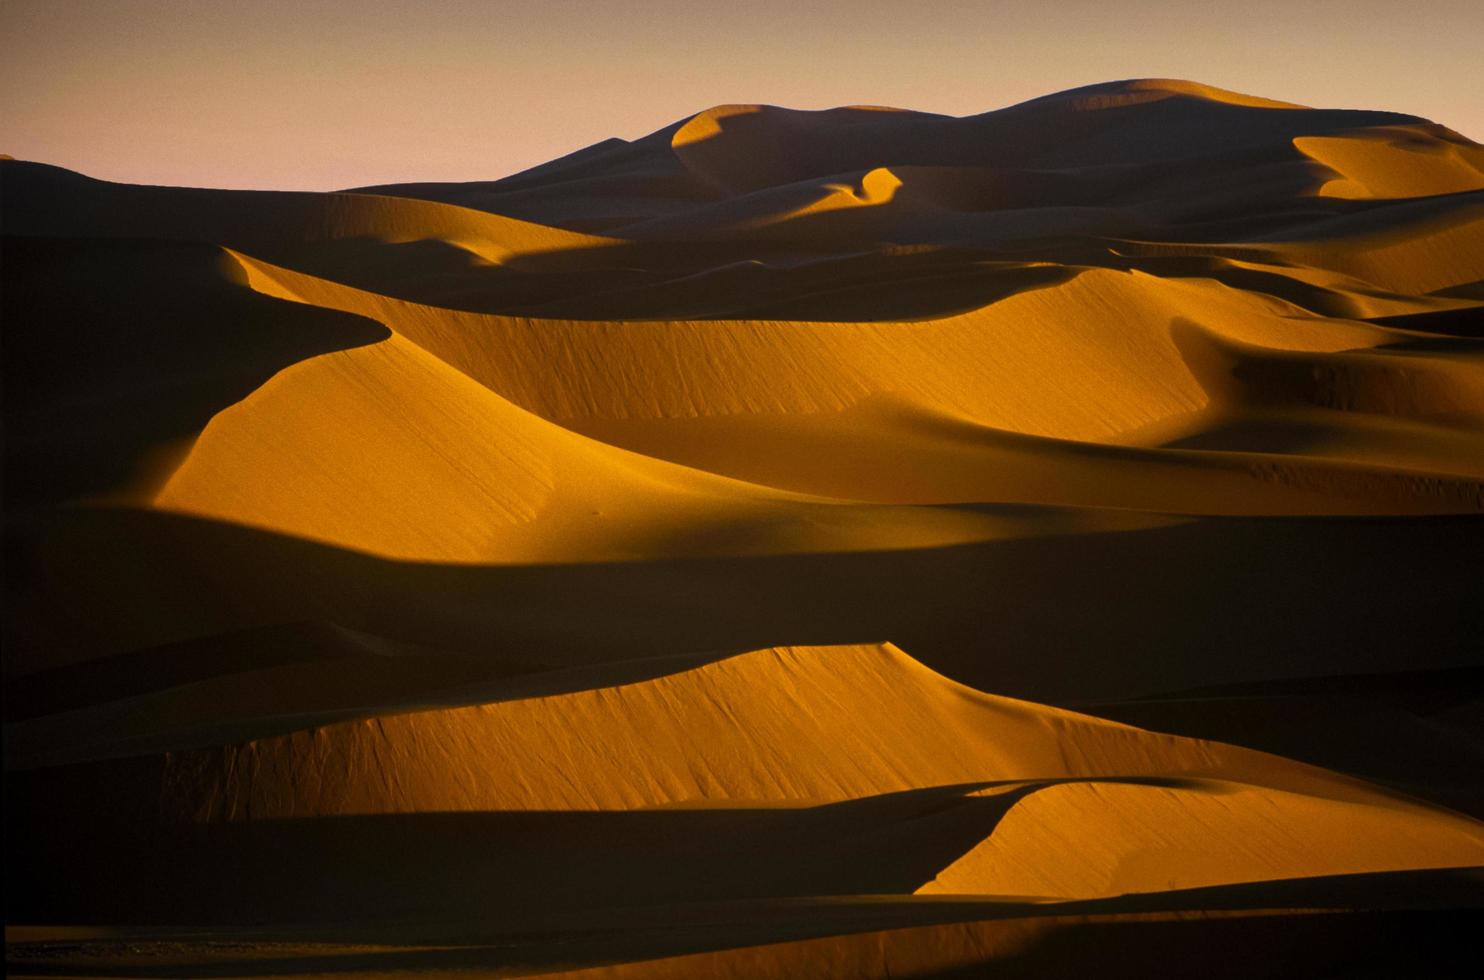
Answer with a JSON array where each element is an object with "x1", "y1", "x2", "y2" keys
[
  {"x1": 150, "y1": 323, "x2": 1183, "y2": 564},
  {"x1": 1295, "y1": 127, "x2": 1484, "y2": 200},
  {"x1": 918, "y1": 778, "x2": 1482, "y2": 899}
]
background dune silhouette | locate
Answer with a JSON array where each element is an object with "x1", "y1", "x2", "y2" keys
[{"x1": 4, "y1": 78, "x2": 1483, "y2": 977}]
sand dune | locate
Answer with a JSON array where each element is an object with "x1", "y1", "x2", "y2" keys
[
  {"x1": 225, "y1": 253, "x2": 1482, "y2": 518},
  {"x1": 10, "y1": 644, "x2": 1482, "y2": 923},
  {"x1": 1295, "y1": 127, "x2": 1484, "y2": 200},
  {"x1": 10, "y1": 643, "x2": 1438, "y2": 807},
  {"x1": 4, "y1": 78, "x2": 1483, "y2": 976}
]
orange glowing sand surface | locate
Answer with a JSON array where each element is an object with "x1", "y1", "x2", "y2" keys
[{"x1": 3, "y1": 79, "x2": 1483, "y2": 978}]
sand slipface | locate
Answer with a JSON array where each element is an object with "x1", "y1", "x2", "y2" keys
[{"x1": 4, "y1": 78, "x2": 1484, "y2": 978}]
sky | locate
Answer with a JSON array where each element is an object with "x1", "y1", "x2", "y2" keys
[{"x1": 3, "y1": 0, "x2": 1481, "y2": 190}]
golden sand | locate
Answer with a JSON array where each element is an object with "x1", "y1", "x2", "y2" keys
[{"x1": 4, "y1": 78, "x2": 1483, "y2": 977}]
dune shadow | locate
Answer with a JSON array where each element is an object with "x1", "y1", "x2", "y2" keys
[
  {"x1": 494, "y1": 243, "x2": 1081, "y2": 321},
  {"x1": 1, "y1": 777, "x2": 1194, "y2": 928},
  {"x1": 1, "y1": 236, "x2": 389, "y2": 509},
  {"x1": 5, "y1": 907, "x2": 1477, "y2": 980},
  {"x1": 6, "y1": 506, "x2": 1483, "y2": 702},
  {"x1": 6, "y1": 773, "x2": 1481, "y2": 976},
  {"x1": 1367, "y1": 304, "x2": 1484, "y2": 342}
]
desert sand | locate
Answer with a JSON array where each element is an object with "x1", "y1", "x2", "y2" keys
[{"x1": 4, "y1": 78, "x2": 1484, "y2": 977}]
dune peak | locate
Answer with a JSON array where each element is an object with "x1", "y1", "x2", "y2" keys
[{"x1": 1045, "y1": 77, "x2": 1311, "y2": 111}]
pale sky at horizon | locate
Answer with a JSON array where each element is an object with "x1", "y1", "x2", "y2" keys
[{"x1": 3, "y1": 0, "x2": 1481, "y2": 191}]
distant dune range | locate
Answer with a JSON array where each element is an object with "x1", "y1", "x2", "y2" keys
[{"x1": 4, "y1": 79, "x2": 1484, "y2": 977}]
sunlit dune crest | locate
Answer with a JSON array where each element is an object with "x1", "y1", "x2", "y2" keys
[
  {"x1": 4, "y1": 78, "x2": 1484, "y2": 977},
  {"x1": 1296, "y1": 127, "x2": 1484, "y2": 200}
]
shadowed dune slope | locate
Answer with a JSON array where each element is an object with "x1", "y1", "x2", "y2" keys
[
  {"x1": 0, "y1": 236, "x2": 389, "y2": 508},
  {"x1": 363, "y1": 79, "x2": 1483, "y2": 250},
  {"x1": 7, "y1": 506, "x2": 1483, "y2": 699},
  {"x1": 342, "y1": 79, "x2": 1481, "y2": 319},
  {"x1": 6, "y1": 882, "x2": 1484, "y2": 978},
  {"x1": 492, "y1": 895, "x2": 1484, "y2": 980},
  {"x1": 1075, "y1": 671, "x2": 1484, "y2": 817}
]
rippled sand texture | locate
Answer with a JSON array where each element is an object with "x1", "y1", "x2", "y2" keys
[{"x1": 4, "y1": 79, "x2": 1484, "y2": 978}]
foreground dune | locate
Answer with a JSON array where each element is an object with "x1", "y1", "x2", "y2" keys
[
  {"x1": 4, "y1": 78, "x2": 1483, "y2": 976},
  {"x1": 11, "y1": 644, "x2": 1483, "y2": 921}
]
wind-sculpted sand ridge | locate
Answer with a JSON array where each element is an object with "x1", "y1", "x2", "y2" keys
[
  {"x1": 227, "y1": 253, "x2": 1484, "y2": 517},
  {"x1": 9, "y1": 644, "x2": 1483, "y2": 927},
  {"x1": 4, "y1": 79, "x2": 1484, "y2": 977}
]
